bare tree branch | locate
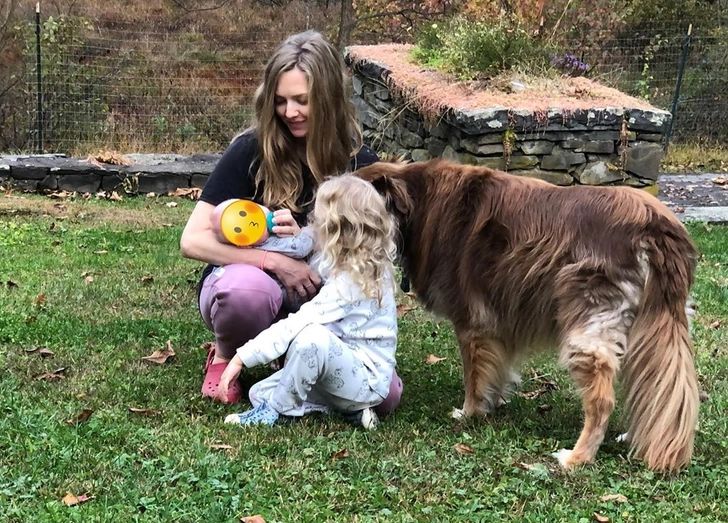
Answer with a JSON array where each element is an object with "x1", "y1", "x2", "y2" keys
[
  {"x1": 168, "y1": 0, "x2": 234, "y2": 13},
  {"x1": 0, "y1": 70, "x2": 23, "y2": 100},
  {"x1": 343, "y1": 6, "x2": 445, "y2": 32},
  {"x1": 0, "y1": 0, "x2": 16, "y2": 35}
]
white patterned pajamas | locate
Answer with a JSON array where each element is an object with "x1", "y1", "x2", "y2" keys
[
  {"x1": 236, "y1": 267, "x2": 398, "y2": 418},
  {"x1": 249, "y1": 323, "x2": 384, "y2": 416}
]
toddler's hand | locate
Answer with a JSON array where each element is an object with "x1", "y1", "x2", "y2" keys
[
  {"x1": 271, "y1": 209, "x2": 300, "y2": 237},
  {"x1": 217, "y1": 355, "x2": 244, "y2": 402}
]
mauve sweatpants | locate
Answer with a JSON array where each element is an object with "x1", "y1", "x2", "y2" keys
[{"x1": 198, "y1": 263, "x2": 403, "y2": 414}]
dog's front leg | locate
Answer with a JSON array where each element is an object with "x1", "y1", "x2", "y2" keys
[{"x1": 453, "y1": 327, "x2": 512, "y2": 418}]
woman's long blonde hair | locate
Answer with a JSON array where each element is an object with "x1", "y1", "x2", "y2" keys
[
  {"x1": 251, "y1": 30, "x2": 363, "y2": 213},
  {"x1": 310, "y1": 175, "x2": 397, "y2": 303}
]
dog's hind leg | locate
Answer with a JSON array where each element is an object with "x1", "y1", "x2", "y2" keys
[
  {"x1": 453, "y1": 326, "x2": 514, "y2": 418},
  {"x1": 553, "y1": 323, "x2": 627, "y2": 469}
]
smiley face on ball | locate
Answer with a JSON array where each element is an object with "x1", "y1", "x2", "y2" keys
[{"x1": 215, "y1": 199, "x2": 271, "y2": 247}]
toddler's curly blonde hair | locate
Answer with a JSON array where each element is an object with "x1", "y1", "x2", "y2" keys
[{"x1": 310, "y1": 174, "x2": 397, "y2": 302}]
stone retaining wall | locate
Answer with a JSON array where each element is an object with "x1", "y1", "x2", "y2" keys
[
  {"x1": 345, "y1": 51, "x2": 671, "y2": 191},
  {"x1": 0, "y1": 153, "x2": 218, "y2": 195}
]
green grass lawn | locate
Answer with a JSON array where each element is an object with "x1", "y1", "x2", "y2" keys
[{"x1": 1, "y1": 193, "x2": 727, "y2": 522}]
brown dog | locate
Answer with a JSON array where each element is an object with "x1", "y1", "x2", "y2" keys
[{"x1": 355, "y1": 158, "x2": 699, "y2": 472}]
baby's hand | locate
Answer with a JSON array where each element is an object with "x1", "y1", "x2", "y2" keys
[{"x1": 271, "y1": 209, "x2": 300, "y2": 238}]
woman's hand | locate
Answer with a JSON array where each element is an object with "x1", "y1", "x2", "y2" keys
[
  {"x1": 270, "y1": 209, "x2": 300, "y2": 237},
  {"x1": 217, "y1": 355, "x2": 244, "y2": 402},
  {"x1": 268, "y1": 253, "x2": 321, "y2": 303}
]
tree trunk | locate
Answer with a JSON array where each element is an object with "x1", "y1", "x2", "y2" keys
[{"x1": 337, "y1": 0, "x2": 354, "y2": 50}]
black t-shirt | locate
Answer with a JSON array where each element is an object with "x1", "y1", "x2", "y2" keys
[{"x1": 198, "y1": 131, "x2": 380, "y2": 284}]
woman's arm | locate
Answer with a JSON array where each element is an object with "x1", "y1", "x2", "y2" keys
[
  {"x1": 180, "y1": 200, "x2": 265, "y2": 267},
  {"x1": 180, "y1": 200, "x2": 321, "y2": 299}
]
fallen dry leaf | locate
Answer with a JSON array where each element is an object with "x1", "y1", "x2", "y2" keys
[
  {"x1": 84, "y1": 276, "x2": 94, "y2": 284},
  {"x1": 141, "y1": 276, "x2": 154, "y2": 284},
  {"x1": 519, "y1": 389, "x2": 546, "y2": 400},
  {"x1": 537, "y1": 404, "x2": 553, "y2": 412},
  {"x1": 396, "y1": 304, "x2": 416, "y2": 317},
  {"x1": 35, "y1": 367, "x2": 67, "y2": 381},
  {"x1": 169, "y1": 187, "x2": 202, "y2": 200},
  {"x1": 331, "y1": 449, "x2": 349, "y2": 461},
  {"x1": 35, "y1": 293, "x2": 47, "y2": 306},
  {"x1": 165, "y1": 201, "x2": 178, "y2": 208},
  {"x1": 210, "y1": 443, "x2": 234, "y2": 451},
  {"x1": 454, "y1": 443, "x2": 474, "y2": 455},
  {"x1": 593, "y1": 512, "x2": 610, "y2": 522},
  {"x1": 81, "y1": 156, "x2": 105, "y2": 169},
  {"x1": 66, "y1": 409, "x2": 94, "y2": 425},
  {"x1": 129, "y1": 407, "x2": 161, "y2": 417},
  {"x1": 48, "y1": 190, "x2": 72, "y2": 200},
  {"x1": 712, "y1": 176, "x2": 727, "y2": 185},
  {"x1": 90, "y1": 149, "x2": 131, "y2": 166},
  {"x1": 519, "y1": 374, "x2": 559, "y2": 400},
  {"x1": 240, "y1": 516, "x2": 266, "y2": 523},
  {"x1": 514, "y1": 461, "x2": 538, "y2": 471},
  {"x1": 710, "y1": 320, "x2": 721, "y2": 329},
  {"x1": 142, "y1": 340, "x2": 176, "y2": 364},
  {"x1": 62, "y1": 492, "x2": 92, "y2": 507},
  {"x1": 25, "y1": 347, "x2": 55, "y2": 358},
  {"x1": 599, "y1": 493, "x2": 628, "y2": 503},
  {"x1": 426, "y1": 354, "x2": 446, "y2": 364}
]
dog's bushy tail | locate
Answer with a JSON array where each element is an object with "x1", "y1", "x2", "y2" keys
[{"x1": 622, "y1": 224, "x2": 699, "y2": 472}]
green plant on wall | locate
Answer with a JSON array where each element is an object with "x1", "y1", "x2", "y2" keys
[
  {"x1": 412, "y1": 17, "x2": 553, "y2": 80},
  {"x1": 503, "y1": 127, "x2": 517, "y2": 169}
]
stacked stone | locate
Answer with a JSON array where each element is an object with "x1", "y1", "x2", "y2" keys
[
  {"x1": 0, "y1": 153, "x2": 217, "y2": 195},
  {"x1": 346, "y1": 52, "x2": 670, "y2": 191}
]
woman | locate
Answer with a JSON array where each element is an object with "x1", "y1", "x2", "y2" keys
[{"x1": 180, "y1": 30, "x2": 403, "y2": 409}]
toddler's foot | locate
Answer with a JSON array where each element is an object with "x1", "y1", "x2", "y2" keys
[
  {"x1": 224, "y1": 402, "x2": 283, "y2": 426},
  {"x1": 342, "y1": 407, "x2": 379, "y2": 431}
]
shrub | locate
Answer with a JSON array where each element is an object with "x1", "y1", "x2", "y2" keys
[{"x1": 412, "y1": 17, "x2": 554, "y2": 80}]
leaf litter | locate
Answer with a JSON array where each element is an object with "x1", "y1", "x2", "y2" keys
[{"x1": 141, "y1": 340, "x2": 176, "y2": 364}]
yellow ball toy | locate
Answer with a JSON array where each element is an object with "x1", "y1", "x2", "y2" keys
[{"x1": 211, "y1": 199, "x2": 275, "y2": 247}]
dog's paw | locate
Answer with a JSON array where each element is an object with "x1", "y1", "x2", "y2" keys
[
  {"x1": 615, "y1": 432, "x2": 630, "y2": 443},
  {"x1": 552, "y1": 448, "x2": 576, "y2": 469},
  {"x1": 451, "y1": 408, "x2": 466, "y2": 420}
]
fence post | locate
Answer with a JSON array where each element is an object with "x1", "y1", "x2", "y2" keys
[
  {"x1": 665, "y1": 23, "x2": 692, "y2": 150},
  {"x1": 35, "y1": 2, "x2": 43, "y2": 154}
]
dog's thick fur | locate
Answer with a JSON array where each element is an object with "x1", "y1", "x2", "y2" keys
[{"x1": 356, "y1": 158, "x2": 699, "y2": 472}]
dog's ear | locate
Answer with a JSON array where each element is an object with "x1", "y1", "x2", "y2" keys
[
  {"x1": 354, "y1": 162, "x2": 413, "y2": 219},
  {"x1": 370, "y1": 174, "x2": 412, "y2": 219}
]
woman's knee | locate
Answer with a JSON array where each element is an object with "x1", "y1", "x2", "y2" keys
[
  {"x1": 375, "y1": 368, "x2": 403, "y2": 415},
  {"x1": 199, "y1": 264, "x2": 283, "y2": 353}
]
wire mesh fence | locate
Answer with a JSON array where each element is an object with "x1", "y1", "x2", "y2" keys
[
  {"x1": 19, "y1": 20, "x2": 288, "y2": 154},
  {"x1": 580, "y1": 20, "x2": 727, "y2": 146},
  {"x1": 1, "y1": 7, "x2": 727, "y2": 155}
]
